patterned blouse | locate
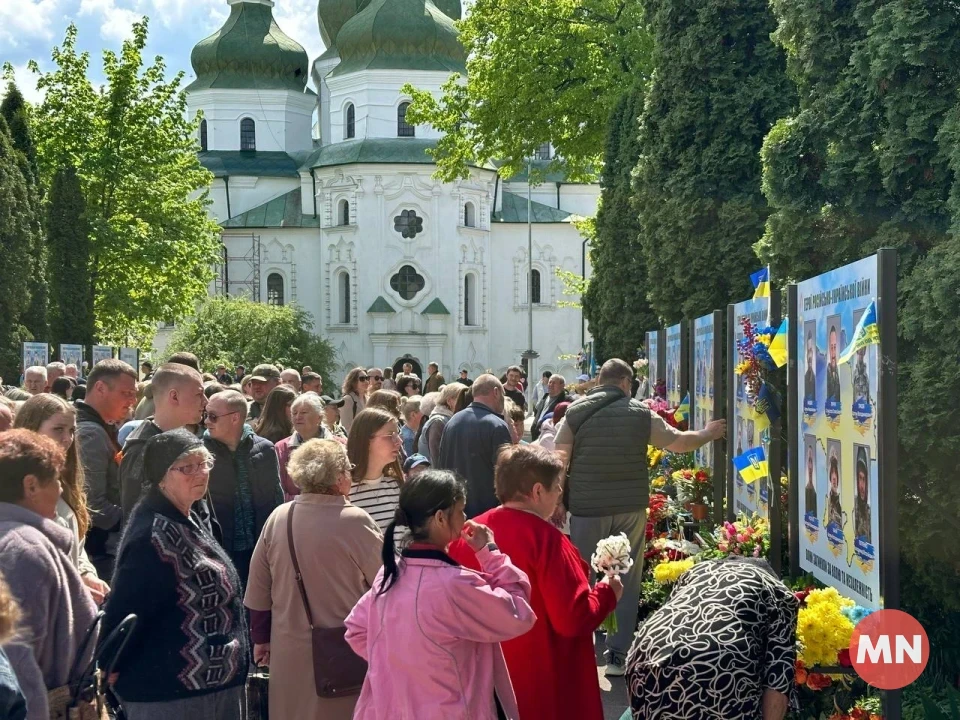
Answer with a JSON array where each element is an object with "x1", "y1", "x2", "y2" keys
[{"x1": 626, "y1": 559, "x2": 798, "y2": 720}]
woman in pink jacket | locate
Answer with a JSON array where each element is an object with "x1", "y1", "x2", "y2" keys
[{"x1": 345, "y1": 470, "x2": 536, "y2": 719}]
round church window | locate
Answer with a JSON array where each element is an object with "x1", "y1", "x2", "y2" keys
[
  {"x1": 390, "y1": 265, "x2": 426, "y2": 300},
  {"x1": 394, "y1": 209, "x2": 423, "y2": 239}
]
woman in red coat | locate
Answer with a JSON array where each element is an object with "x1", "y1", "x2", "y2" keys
[{"x1": 449, "y1": 443, "x2": 622, "y2": 720}]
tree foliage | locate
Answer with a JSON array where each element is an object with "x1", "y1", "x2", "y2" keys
[
  {"x1": 759, "y1": 0, "x2": 960, "y2": 649},
  {"x1": 1, "y1": 81, "x2": 48, "y2": 342},
  {"x1": 47, "y1": 164, "x2": 94, "y2": 349},
  {"x1": 27, "y1": 21, "x2": 221, "y2": 346},
  {"x1": 634, "y1": 0, "x2": 795, "y2": 324},
  {"x1": 582, "y1": 85, "x2": 658, "y2": 361},
  {"x1": 401, "y1": 0, "x2": 653, "y2": 181},
  {"x1": 165, "y1": 297, "x2": 336, "y2": 380},
  {"x1": 0, "y1": 117, "x2": 34, "y2": 381}
]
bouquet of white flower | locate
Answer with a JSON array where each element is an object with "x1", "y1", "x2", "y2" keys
[{"x1": 591, "y1": 533, "x2": 634, "y2": 633}]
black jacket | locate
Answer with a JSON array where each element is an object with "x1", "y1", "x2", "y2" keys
[
  {"x1": 203, "y1": 431, "x2": 282, "y2": 552},
  {"x1": 119, "y1": 420, "x2": 162, "y2": 518},
  {"x1": 531, "y1": 392, "x2": 573, "y2": 441},
  {"x1": 101, "y1": 488, "x2": 248, "y2": 702}
]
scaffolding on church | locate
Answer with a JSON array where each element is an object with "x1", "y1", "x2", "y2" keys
[{"x1": 218, "y1": 233, "x2": 262, "y2": 302}]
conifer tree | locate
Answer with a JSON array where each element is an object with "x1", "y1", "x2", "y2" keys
[
  {"x1": 47, "y1": 164, "x2": 94, "y2": 348},
  {"x1": 0, "y1": 117, "x2": 34, "y2": 381},
  {"x1": 634, "y1": 0, "x2": 794, "y2": 323}
]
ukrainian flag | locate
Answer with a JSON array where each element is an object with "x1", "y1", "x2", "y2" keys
[
  {"x1": 838, "y1": 300, "x2": 880, "y2": 364},
  {"x1": 674, "y1": 393, "x2": 690, "y2": 424},
  {"x1": 751, "y1": 267, "x2": 770, "y2": 299},
  {"x1": 768, "y1": 318, "x2": 788, "y2": 368},
  {"x1": 733, "y1": 446, "x2": 768, "y2": 485}
]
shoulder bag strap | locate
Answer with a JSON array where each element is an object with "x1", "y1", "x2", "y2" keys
[{"x1": 286, "y1": 503, "x2": 315, "y2": 630}]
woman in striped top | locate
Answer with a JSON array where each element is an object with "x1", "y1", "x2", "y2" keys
[{"x1": 347, "y1": 408, "x2": 404, "y2": 534}]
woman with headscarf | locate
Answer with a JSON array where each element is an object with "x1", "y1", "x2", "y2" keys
[
  {"x1": 244, "y1": 439, "x2": 383, "y2": 720},
  {"x1": 102, "y1": 429, "x2": 248, "y2": 719},
  {"x1": 625, "y1": 557, "x2": 797, "y2": 720}
]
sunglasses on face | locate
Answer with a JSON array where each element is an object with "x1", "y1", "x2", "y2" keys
[
  {"x1": 371, "y1": 376, "x2": 383, "y2": 381},
  {"x1": 205, "y1": 410, "x2": 241, "y2": 423},
  {"x1": 358, "y1": 376, "x2": 370, "y2": 382}
]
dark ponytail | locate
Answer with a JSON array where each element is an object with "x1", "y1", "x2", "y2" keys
[{"x1": 377, "y1": 470, "x2": 466, "y2": 595}]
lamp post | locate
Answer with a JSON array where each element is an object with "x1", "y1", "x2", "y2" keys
[{"x1": 522, "y1": 160, "x2": 539, "y2": 408}]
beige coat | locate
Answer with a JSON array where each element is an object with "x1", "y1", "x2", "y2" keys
[{"x1": 244, "y1": 493, "x2": 383, "y2": 719}]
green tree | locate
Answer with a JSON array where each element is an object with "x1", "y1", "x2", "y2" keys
[
  {"x1": 27, "y1": 21, "x2": 221, "y2": 346},
  {"x1": 46, "y1": 164, "x2": 94, "y2": 348},
  {"x1": 0, "y1": 117, "x2": 34, "y2": 381},
  {"x1": 1, "y1": 81, "x2": 49, "y2": 342},
  {"x1": 165, "y1": 297, "x2": 336, "y2": 380},
  {"x1": 634, "y1": 0, "x2": 794, "y2": 323},
  {"x1": 401, "y1": 0, "x2": 653, "y2": 181},
  {"x1": 582, "y1": 85, "x2": 658, "y2": 361},
  {"x1": 760, "y1": 0, "x2": 960, "y2": 678}
]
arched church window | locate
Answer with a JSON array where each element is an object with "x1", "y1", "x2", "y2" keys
[
  {"x1": 200, "y1": 119, "x2": 208, "y2": 152},
  {"x1": 267, "y1": 273, "x2": 284, "y2": 306},
  {"x1": 464, "y1": 202, "x2": 476, "y2": 228},
  {"x1": 397, "y1": 102, "x2": 415, "y2": 137},
  {"x1": 338, "y1": 272, "x2": 351, "y2": 323},
  {"x1": 529, "y1": 269, "x2": 542, "y2": 305},
  {"x1": 240, "y1": 118, "x2": 256, "y2": 151},
  {"x1": 390, "y1": 265, "x2": 426, "y2": 301},
  {"x1": 339, "y1": 199, "x2": 350, "y2": 226},
  {"x1": 345, "y1": 104, "x2": 355, "y2": 139},
  {"x1": 464, "y1": 273, "x2": 478, "y2": 326}
]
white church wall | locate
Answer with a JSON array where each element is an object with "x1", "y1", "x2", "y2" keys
[{"x1": 189, "y1": 88, "x2": 316, "y2": 154}]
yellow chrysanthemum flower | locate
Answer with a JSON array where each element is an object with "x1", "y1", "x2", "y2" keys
[
  {"x1": 796, "y1": 589, "x2": 855, "y2": 666},
  {"x1": 653, "y1": 559, "x2": 695, "y2": 585}
]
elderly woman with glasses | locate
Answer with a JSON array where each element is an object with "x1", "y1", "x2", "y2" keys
[
  {"x1": 102, "y1": 428, "x2": 249, "y2": 720},
  {"x1": 340, "y1": 368, "x2": 370, "y2": 433},
  {"x1": 245, "y1": 439, "x2": 383, "y2": 720},
  {"x1": 347, "y1": 408, "x2": 405, "y2": 536}
]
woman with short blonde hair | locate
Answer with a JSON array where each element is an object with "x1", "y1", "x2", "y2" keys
[
  {"x1": 245, "y1": 438, "x2": 382, "y2": 720},
  {"x1": 275, "y1": 393, "x2": 330, "y2": 501}
]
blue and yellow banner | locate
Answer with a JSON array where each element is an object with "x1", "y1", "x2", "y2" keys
[
  {"x1": 674, "y1": 393, "x2": 690, "y2": 424},
  {"x1": 751, "y1": 267, "x2": 770, "y2": 299},
  {"x1": 768, "y1": 318, "x2": 788, "y2": 368},
  {"x1": 838, "y1": 299, "x2": 879, "y2": 364}
]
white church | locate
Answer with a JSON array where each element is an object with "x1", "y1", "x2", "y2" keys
[{"x1": 157, "y1": 0, "x2": 599, "y2": 383}]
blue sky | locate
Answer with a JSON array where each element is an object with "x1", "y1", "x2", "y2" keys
[{"x1": 1, "y1": 0, "x2": 326, "y2": 102}]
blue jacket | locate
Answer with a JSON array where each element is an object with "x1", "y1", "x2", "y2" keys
[{"x1": 437, "y1": 402, "x2": 513, "y2": 518}]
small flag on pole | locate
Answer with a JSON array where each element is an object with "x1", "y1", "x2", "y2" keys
[
  {"x1": 732, "y1": 446, "x2": 769, "y2": 485},
  {"x1": 674, "y1": 393, "x2": 690, "y2": 424},
  {"x1": 838, "y1": 300, "x2": 879, "y2": 364},
  {"x1": 751, "y1": 267, "x2": 770, "y2": 299},
  {"x1": 768, "y1": 318, "x2": 788, "y2": 368}
]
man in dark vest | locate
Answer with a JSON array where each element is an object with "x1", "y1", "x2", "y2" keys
[{"x1": 554, "y1": 358, "x2": 725, "y2": 677}]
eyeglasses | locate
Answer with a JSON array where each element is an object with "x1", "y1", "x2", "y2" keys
[
  {"x1": 205, "y1": 410, "x2": 242, "y2": 423},
  {"x1": 371, "y1": 376, "x2": 383, "y2": 381},
  {"x1": 373, "y1": 431, "x2": 401, "y2": 443},
  {"x1": 170, "y1": 459, "x2": 215, "y2": 475},
  {"x1": 358, "y1": 375, "x2": 370, "y2": 382}
]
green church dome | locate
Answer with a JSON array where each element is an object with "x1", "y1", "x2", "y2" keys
[
  {"x1": 188, "y1": 0, "x2": 313, "y2": 93},
  {"x1": 330, "y1": 0, "x2": 466, "y2": 76},
  {"x1": 318, "y1": 0, "x2": 459, "y2": 53}
]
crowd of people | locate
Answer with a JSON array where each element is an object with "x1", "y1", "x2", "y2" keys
[{"x1": 0, "y1": 351, "x2": 805, "y2": 720}]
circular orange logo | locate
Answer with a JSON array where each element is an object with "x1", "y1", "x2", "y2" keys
[{"x1": 850, "y1": 609, "x2": 929, "y2": 690}]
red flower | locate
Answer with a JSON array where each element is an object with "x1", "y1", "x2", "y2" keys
[
  {"x1": 794, "y1": 661, "x2": 807, "y2": 685},
  {"x1": 806, "y1": 673, "x2": 832, "y2": 690},
  {"x1": 850, "y1": 709, "x2": 869, "y2": 720},
  {"x1": 838, "y1": 648, "x2": 852, "y2": 667},
  {"x1": 645, "y1": 522, "x2": 655, "y2": 541}
]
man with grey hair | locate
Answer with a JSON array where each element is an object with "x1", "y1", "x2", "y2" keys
[
  {"x1": 423, "y1": 362, "x2": 445, "y2": 394},
  {"x1": 554, "y1": 357, "x2": 725, "y2": 676},
  {"x1": 23, "y1": 366, "x2": 47, "y2": 395},
  {"x1": 279, "y1": 367, "x2": 302, "y2": 393},
  {"x1": 366, "y1": 368, "x2": 384, "y2": 395},
  {"x1": 531, "y1": 373, "x2": 571, "y2": 442},
  {"x1": 437, "y1": 374, "x2": 512, "y2": 517},
  {"x1": 203, "y1": 389, "x2": 282, "y2": 585},
  {"x1": 46, "y1": 362, "x2": 66, "y2": 390}
]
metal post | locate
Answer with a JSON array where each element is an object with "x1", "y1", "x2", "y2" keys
[
  {"x1": 528, "y1": 162, "x2": 534, "y2": 359},
  {"x1": 726, "y1": 304, "x2": 736, "y2": 522},
  {"x1": 712, "y1": 310, "x2": 726, "y2": 525},
  {"x1": 768, "y1": 289, "x2": 783, "y2": 576},
  {"x1": 877, "y1": 248, "x2": 900, "y2": 720},
  {"x1": 581, "y1": 237, "x2": 589, "y2": 349},
  {"x1": 787, "y1": 284, "x2": 801, "y2": 579}
]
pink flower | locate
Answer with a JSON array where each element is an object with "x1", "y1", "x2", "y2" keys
[
  {"x1": 736, "y1": 534, "x2": 746, "y2": 543},
  {"x1": 721, "y1": 527, "x2": 730, "y2": 540},
  {"x1": 724, "y1": 521, "x2": 736, "y2": 536},
  {"x1": 732, "y1": 546, "x2": 741, "y2": 555},
  {"x1": 718, "y1": 542, "x2": 728, "y2": 552},
  {"x1": 753, "y1": 546, "x2": 761, "y2": 557}
]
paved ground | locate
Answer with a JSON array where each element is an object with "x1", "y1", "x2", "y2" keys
[{"x1": 596, "y1": 639, "x2": 630, "y2": 720}]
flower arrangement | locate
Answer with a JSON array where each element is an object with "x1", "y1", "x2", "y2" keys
[
  {"x1": 591, "y1": 533, "x2": 634, "y2": 633},
  {"x1": 702, "y1": 515, "x2": 769, "y2": 558},
  {"x1": 647, "y1": 445, "x2": 665, "y2": 470},
  {"x1": 653, "y1": 558, "x2": 695, "y2": 584},
  {"x1": 672, "y1": 467, "x2": 712, "y2": 505},
  {"x1": 647, "y1": 493, "x2": 680, "y2": 524},
  {"x1": 633, "y1": 358, "x2": 648, "y2": 374},
  {"x1": 796, "y1": 587, "x2": 856, "y2": 666}
]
